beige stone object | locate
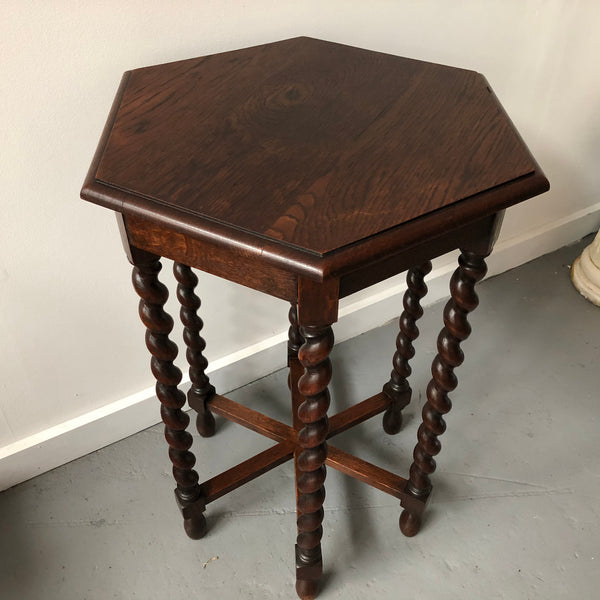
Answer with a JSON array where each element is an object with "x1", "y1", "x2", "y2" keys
[{"x1": 571, "y1": 230, "x2": 600, "y2": 305}]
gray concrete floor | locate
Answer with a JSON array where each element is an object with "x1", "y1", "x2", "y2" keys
[{"x1": 1, "y1": 238, "x2": 599, "y2": 599}]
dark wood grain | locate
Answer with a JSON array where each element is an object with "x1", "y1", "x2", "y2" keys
[
  {"x1": 337, "y1": 212, "x2": 497, "y2": 298},
  {"x1": 125, "y1": 214, "x2": 298, "y2": 301},
  {"x1": 200, "y1": 442, "x2": 295, "y2": 504},
  {"x1": 324, "y1": 445, "x2": 426, "y2": 516},
  {"x1": 81, "y1": 37, "x2": 550, "y2": 600},
  {"x1": 208, "y1": 394, "x2": 295, "y2": 444},
  {"x1": 325, "y1": 445, "x2": 407, "y2": 500},
  {"x1": 327, "y1": 392, "x2": 390, "y2": 438},
  {"x1": 97, "y1": 172, "x2": 545, "y2": 284},
  {"x1": 88, "y1": 37, "x2": 542, "y2": 257}
]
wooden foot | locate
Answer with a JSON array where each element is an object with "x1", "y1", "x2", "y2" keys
[
  {"x1": 382, "y1": 261, "x2": 432, "y2": 434},
  {"x1": 176, "y1": 492, "x2": 208, "y2": 539},
  {"x1": 400, "y1": 251, "x2": 487, "y2": 534},
  {"x1": 295, "y1": 564, "x2": 320, "y2": 600},
  {"x1": 296, "y1": 543, "x2": 323, "y2": 599},
  {"x1": 131, "y1": 252, "x2": 207, "y2": 538},
  {"x1": 173, "y1": 262, "x2": 216, "y2": 438},
  {"x1": 399, "y1": 508, "x2": 421, "y2": 537},
  {"x1": 295, "y1": 322, "x2": 333, "y2": 599}
]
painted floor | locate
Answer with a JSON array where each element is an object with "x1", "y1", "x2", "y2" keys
[{"x1": 1, "y1": 238, "x2": 598, "y2": 599}]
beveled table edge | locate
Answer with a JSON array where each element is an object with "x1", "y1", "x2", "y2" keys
[{"x1": 81, "y1": 71, "x2": 550, "y2": 282}]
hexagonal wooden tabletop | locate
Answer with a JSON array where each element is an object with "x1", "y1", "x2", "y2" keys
[{"x1": 84, "y1": 37, "x2": 547, "y2": 258}]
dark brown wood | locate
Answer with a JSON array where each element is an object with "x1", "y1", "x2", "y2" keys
[
  {"x1": 82, "y1": 38, "x2": 548, "y2": 284},
  {"x1": 205, "y1": 389, "x2": 427, "y2": 515},
  {"x1": 200, "y1": 442, "x2": 294, "y2": 504},
  {"x1": 382, "y1": 261, "x2": 432, "y2": 433},
  {"x1": 295, "y1": 319, "x2": 334, "y2": 599},
  {"x1": 400, "y1": 250, "x2": 488, "y2": 537},
  {"x1": 325, "y1": 445, "x2": 426, "y2": 517},
  {"x1": 288, "y1": 303, "x2": 305, "y2": 362},
  {"x1": 92, "y1": 37, "x2": 537, "y2": 256},
  {"x1": 206, "y1": 390, "x2": 390, "y2": 447},
  {"x1": 293, "y1": 277, "x2": 338, "y2": 597},
  {"x1": 130, "y1": 250, "x2": 207, "y2": 539},
  {"x1": 173, "y1": 263, "x2": 216, "y2": 437},
  {"x1": 288, "y1": 304, "x2": 306, "y2": 517},
  {"x1": 81, "y1": 37, "x2": 550, "y2": 600},
  {"x1": 297, "y1": 276, "x2": 339, "y2": 326},
  {"x1": 325, "y1": 445, "x2": 406, "y2": 500},
  {"x1": 208, "y1": 394, "x2": 295, "y2": 444},
  {"x1": 126, "y1": 214, "x2": 298, "y2": 301},
  {"x1": 338, "y1": 214, "x2": 493, "y2": 298},
  {"x1": 327, "y1": 392, "x2": 391, "y2": 438},
  {"x1": 91, "y1": 171, "x2": 545, "y2": 284}
]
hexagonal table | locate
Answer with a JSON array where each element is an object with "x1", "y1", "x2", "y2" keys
[{"x1": 81, "y1": 37, "x2": 548, "y2": 599}]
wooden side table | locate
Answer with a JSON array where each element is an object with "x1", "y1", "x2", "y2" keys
[{"x1": 81, "y1": 37, "x2": 549, "y2": 599}]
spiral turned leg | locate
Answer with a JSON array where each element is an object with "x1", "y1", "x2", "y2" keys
[
  {"x1": 295, "y1": 324, "x2": 334, "y2": 600},
  {"x1": 288, "y1": 304, "x2": 305, "y2": 430},
  {"x1": 132, "y1": 255, "x2": 207, "y2": 539},
  {"x1": 288, "y1": 303, "x2": 305, "y2": 436},
  {"x1": 400, "y1": 251, "x2": 488, "y2": 537},
  {"x1": 288, "y1": 303, "x2": 305, "y2": 363},
  {"x1": 173, "y1": 263, "x2": 216, "y2": 438},
  {"x1": 382, "y1": 261, "x2": 432, "y2": 434}
]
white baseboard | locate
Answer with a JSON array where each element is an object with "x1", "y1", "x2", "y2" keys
[{"x1": 1, "y1": 205, "x2": 599, "y2": 491}]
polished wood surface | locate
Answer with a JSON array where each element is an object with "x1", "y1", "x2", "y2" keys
[
  {"x1": 173, "y1": 263, "x2": 215, "y2": 437},
  {"x1": 131, "y1": 251, "x2": 207, "y2": 539},
  {"x1": 83, "y1": 37, "x2": 548, "y2": 270},
  {"x1": 81, "y1": 37, "x2": 550, "y2": 600},
  {"x1": 400, "y1": 250, "x2": 489, "y2": 537},
  {"x1": 295, "y1": 321, "x2": 334, "y2": 598}
]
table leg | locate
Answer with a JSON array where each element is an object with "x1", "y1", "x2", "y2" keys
[
  {"x1": 131, "y1": 251, "x2": 207, "y2": 539},
  {"x1": 382, "y1": 261, "x2": 432, "y2": 433},
  {"x1": 288, "y1": 303, "x2": 305, "y2": 508},
  {"x1": 400, "y1": 251, "x2": 487, "y2": 537},
  {"x1": 173, "y1": 263, "x2": 216, "y2": 437},
  {"x1": 295, "y1": 321, "x2": 334, "y2": 600}
]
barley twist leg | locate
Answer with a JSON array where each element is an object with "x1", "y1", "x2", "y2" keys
[
  {"x1": 383, "y1": 261, "x2": 432, "y2": 433},
  {"x1": 400, "y1": 251, "x2": 487, "y2": 537},
  {"x1": 295, "y1": 324, "x2": 334, "y2": 600},
  {"x1": 132, "y1": 254, "x2": 207, "y2": 539},
  {"x1": 173, "y1": 262, "x2": 216, "y2": 437}
]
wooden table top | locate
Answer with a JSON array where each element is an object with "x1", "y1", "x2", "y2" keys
[{"x1": 82, "y1": 37, "x2": 548, "y2": 272}]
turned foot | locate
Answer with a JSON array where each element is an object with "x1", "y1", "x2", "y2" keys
[
  {"x1": 296, "y1": 578, "x2": 319, "y2": 600},
  {"x1": 382, "y1": 409, "x2": 402, "y2": 435},
  {"x1": 381, "y1": 390, "x2": 406, "y2": 434},
  {"x1": 399, "y1": 509, "x2": 421, "y2": 537},
  {"x1": 195, "y1": 410, "x2": 216, "y2": 438},
  {"x1": 175, "y1": 492, "x2": 208, "y2": 539},
  {"x1": 295, "y1": 543, "x2": 323, "y2": 600},
  {"x1": 184, "y1": 513, "x2": 207, "y2": 539}
]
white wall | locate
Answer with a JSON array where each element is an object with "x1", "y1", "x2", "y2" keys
[{"x1": 1, "y1": 1, "x2": 599, "y2": 488}]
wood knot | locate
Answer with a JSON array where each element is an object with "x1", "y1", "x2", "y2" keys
[{"x1": 267, "y1": 82, "x2": 312, "y2": 108}]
